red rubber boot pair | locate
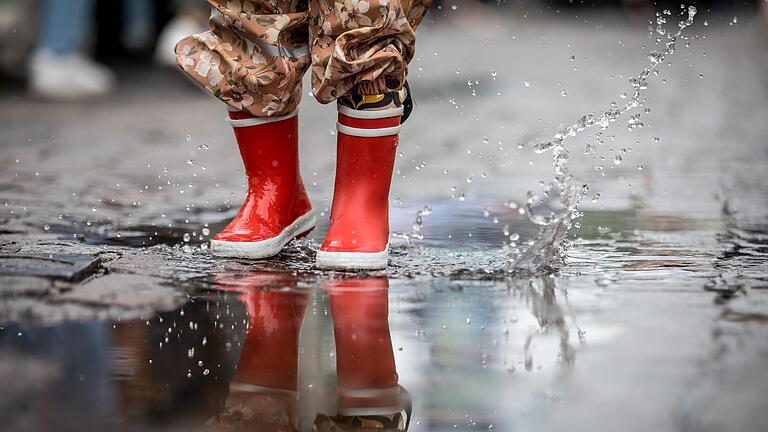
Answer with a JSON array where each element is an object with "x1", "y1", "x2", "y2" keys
[{"x1": 211, "y1": 106, "x2": 401, "y2": 271}]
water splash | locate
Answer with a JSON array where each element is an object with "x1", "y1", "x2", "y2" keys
[
  {"x1": 392, "y1": 205, "x2": 432, "y2": 243},
  {"x1": 508, "y1": 5, "x2": 698, "y2": 274}
]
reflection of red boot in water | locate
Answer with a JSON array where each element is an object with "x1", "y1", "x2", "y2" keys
[
  {"x1": 210, "y1": 273, "x2": 307, "y2": 431},
  {"x1": 314, "y1": 278, "x2": 411, "y2": 431},
  {"x1": 211, "y1": 112, "x2": 315, "y2": 259}
]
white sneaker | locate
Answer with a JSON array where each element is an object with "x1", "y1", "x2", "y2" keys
[
  {"x1": 29, "y1": 50, "x2": 116, "y2": 100},
  {"x1": 155, "y1": 16, "x2": 205, "y2": 66}
]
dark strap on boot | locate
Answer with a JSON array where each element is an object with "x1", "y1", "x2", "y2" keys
[{"x1": 338, "y1": 81, "x2": 414, "y2": 125}]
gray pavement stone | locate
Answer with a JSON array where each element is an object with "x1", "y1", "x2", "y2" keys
[
  {"x1": 0, "y1": 253, "x2": 100, "y2": 281},
  {"x1": 0, "y1": 276, "x2": 57, "y2": 298},
  {"x1": 53, "y1": 274, "x2": 185, "y2": 311}
]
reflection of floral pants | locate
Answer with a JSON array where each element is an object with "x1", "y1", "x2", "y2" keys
[{"x1": 175, "y1": 0, "x2": 432, "y2": 118}]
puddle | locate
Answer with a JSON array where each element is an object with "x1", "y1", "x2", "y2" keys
[
  {"x1": 2, "y1": 194, "x2": 767, "y2": 431},
  {"x1": 0, "y1": 275, "x2": 586, "y2": 432}
]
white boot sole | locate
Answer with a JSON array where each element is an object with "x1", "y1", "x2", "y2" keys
[
  {"x1": 210, "y1": 211, "x2": 316, "y2": 259},
  {"x1": 315, "y1": 244, "x2": 389, "y2": 271}
]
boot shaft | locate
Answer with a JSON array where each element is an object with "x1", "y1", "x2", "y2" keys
[
  {"x1": 330, "y1": 108, "x2": 401, "y2": 227},
  {"x1": 229, "y1": 111, "x2": 301, "y2": 182}
]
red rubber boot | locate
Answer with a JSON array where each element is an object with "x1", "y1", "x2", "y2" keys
[
  {"x1": 315, "y1": 105, "x2": 402, "y2": 270},
  {"x1": 211, "y1": 111, "x2": 315, "y2": 259}
]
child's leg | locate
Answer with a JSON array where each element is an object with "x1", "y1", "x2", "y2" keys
[
  {"x1": 308, "y1": 0, "x2": 432, "y2": 104},
  {"x1": 175, "y1": 0, "x2": 310, "y2": 118},
  {"x1": 310, "y1": 0, "x2": 433, "y2": 271},
  {"x1": 174, "y1": 1, "x2": 315, "y2": 260}
]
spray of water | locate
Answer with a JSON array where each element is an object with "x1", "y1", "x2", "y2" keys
[{"x1": 508, "y1": 5, "x2": 698, "y2": 274}]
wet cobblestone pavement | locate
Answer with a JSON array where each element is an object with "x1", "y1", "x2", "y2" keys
[{"x1": 1, "y1": 9, "x2": 768, "y2": 432}]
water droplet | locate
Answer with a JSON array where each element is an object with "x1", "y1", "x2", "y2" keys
[{"x1": 524, "y1": 80, "x2": 531, "y2": 88}]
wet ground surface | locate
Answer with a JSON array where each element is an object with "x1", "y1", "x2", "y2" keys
[{"x1": 2, "y1": 8, "x2": 768, "y2": 432}]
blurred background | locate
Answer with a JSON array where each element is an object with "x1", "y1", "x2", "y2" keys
[
  {"x1": 0, "y1": 0, "x2": 765, "y2": 98},
  {"x1": 1, "y1": 0, "x2": 767, "y2": 237}
]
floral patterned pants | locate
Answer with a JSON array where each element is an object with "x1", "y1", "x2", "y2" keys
[{"x1": 175, "y1": 0, "x2": 432, "y2": 118}]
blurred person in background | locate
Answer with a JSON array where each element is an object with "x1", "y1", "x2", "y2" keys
[
  {"x1": 29, "y1": 0, "x2": 171, "y2": 100},
  {"x1": 26, "y1": 0, "x2": 208, "y2": 100},
  {"x1": 29, "y1": 0, "x2": 117, "y2": 99}
]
